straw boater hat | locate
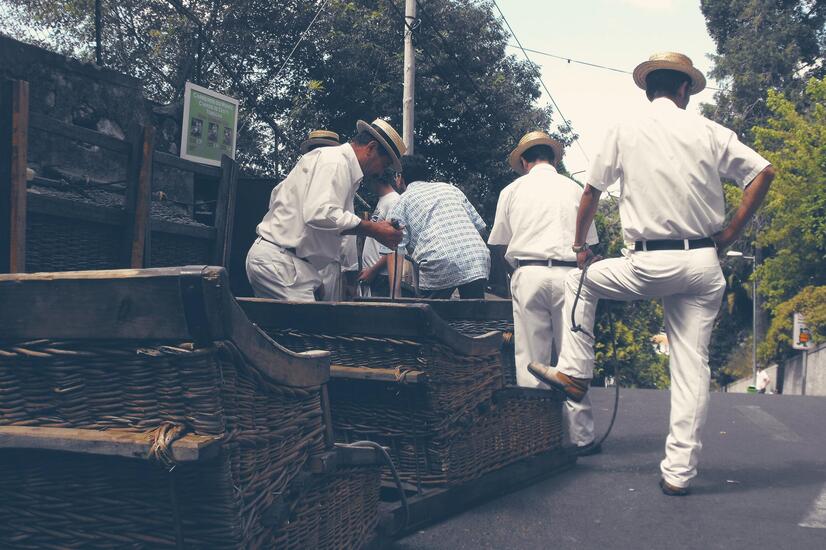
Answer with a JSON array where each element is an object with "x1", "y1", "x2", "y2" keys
[
  {"x1": 632, "y1": 52, "x2": 706, "y2": 95},
  {"x1": 356, "y1": 118, "x2": 406, "y2": 171},
  {"x1": 508, "y1": 131, "x2": 565, "y2": 175},
  {"x1": 299, "y1": 129, "x2": 341, "y2": 153}
]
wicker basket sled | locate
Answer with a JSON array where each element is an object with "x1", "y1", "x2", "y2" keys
[
  {"x1": 239, "y1": 299, "x2": 572, "y2": 517},
  {"x1": 0, "y1": 267, "x2": 382, "y2": 549}
]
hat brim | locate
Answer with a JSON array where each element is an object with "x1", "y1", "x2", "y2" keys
[
  {"x1": 299, "y1": 138, "x2": 340, "y2": 154},
  {"x1": 357, "y1": 120, "x2": 402, "y2": 171},
  {"x1": 508, "y1": 137, "x2": 564, "y2": 175},
  {"x1": 632, "y1": 60, "x2": 706, "y2": 95}
]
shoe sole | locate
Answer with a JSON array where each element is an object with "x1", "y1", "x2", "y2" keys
[
  {"x1": 528, "y1": 368, "x2": 586, "y2": 403},
  {"x1": 659, "y1": 479, "x2": 689, "y2": 496}
]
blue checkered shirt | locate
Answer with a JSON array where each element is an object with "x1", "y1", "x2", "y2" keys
[{"x1": 387, "y1": 181, "x2": 490, "y2": 290}]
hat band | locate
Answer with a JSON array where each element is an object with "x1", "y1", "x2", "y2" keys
[{"x1": 371, "y1": 123, "x2": 401, "y2": 159}]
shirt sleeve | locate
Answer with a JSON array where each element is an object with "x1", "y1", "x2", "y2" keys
[
  {"x1": 302, "y1": 159, "x2": 362, "y2": 232},
  {"x1": 458, "y1": 188, "x2": 487, "y2": 233},
  {"x1": 717, "y1": 126, "x2": 771, "y2": 189},
  {"x1": 487, "y1": 188, "x2": 512, "y2": 245},
  {"x1": 586, "y1": 124, "x2": 622, "y2": 191}
]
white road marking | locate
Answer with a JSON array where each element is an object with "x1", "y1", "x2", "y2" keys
[
  {"x1": 799, "y1": 483, "x2": 826, "y2": 529},
  {"x1": 734, "y1": 405, "x2": 801, "y2": 442}
]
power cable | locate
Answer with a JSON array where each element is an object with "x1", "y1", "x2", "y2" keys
[
  {"x1": 491, "y1": 0, "x2": 590, "y2": 165},
  {"x1": 507, "y1": 44, "x2": 724, "y2": 92},
  {"x1": 272, "y1": 0, "x2": 330, "y2": 81}
]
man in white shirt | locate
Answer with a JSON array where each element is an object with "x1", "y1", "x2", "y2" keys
[
  {"x1": 358, "y1": 173, "x2": 401, "y2": 296},
  {"x1": 246, "y1": 119, "x2": 406, "y2": 301},
  {"x1": 529, "y1": 53, "x2": 775, "y2": 495},
  {"x1": 488, "y1": 131, "x2": 600, "y2": 456}
]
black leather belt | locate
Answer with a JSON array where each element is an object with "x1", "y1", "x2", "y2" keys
[
  {"x1": 517, "y1": 259, "x2": 579, "y2": 268},
  {"x1": 258, "y1": 237, "x2": 307, "y2": 262},
  {"x1": 634, "y1": 237, "x2": 715, "y2": 252}
]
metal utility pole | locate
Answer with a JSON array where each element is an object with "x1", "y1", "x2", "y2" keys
[
  {"x1": 402, "y1": 0, "x2": 416, "y2": 153},
  {"x1": 94, "y1": 0, "x2": 103, "y2": 65}
]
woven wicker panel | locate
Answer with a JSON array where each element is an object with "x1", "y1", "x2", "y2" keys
[
  {"x1": 271, "y1": 466, "x2": 382, "y2": 550},
  {"x1": 0, "y1": 449, "x2": 243, "y2": 549},
  {"x1": 26, "y1": 212, "x2": 123, "y2": 272},
  {"x1": 0, "y1": 340, "x2": 326, "y2": 549},
  {"x1": 150, "y1": 231, "x2": 213, "y2": 267},
  {"x1": 269, "y1": 330, "x2": 503, "y2": 420},
  {"x1": 337, "y1": 389, "x2": 563, "y2": 488},
  {"x1": 447, "y1": 319, "x2": 517, "y2": 386}
]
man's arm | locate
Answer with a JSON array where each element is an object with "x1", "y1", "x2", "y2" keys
[
  {"x1": 573, "y1": 184, "x2": 602, "y2": 268},
  {"x1": 358, "y1": 254, "x2": 388, "y2": 282},
  {"x1": 343, "y1": 219, "x2": 403, "y2": 249},
  {"x1": 712, "y1": 165, "x2": 775, "y2": 249}
]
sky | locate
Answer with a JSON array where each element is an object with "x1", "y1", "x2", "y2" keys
[{"x1": 494, "y1": 0, "x2": 721, "y2": 176}]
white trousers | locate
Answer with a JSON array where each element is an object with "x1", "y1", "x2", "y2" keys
[
  {"x1": 245, "y1": 238, "x2": 322, "y2": 301},
  {"x1": 560, "y1": 247, "x2": 726, "y2": 487},
  {"x1": 319, "y1": 262, "x2": 343, "y2": 301},
  {"x1": 511, "y1": 265, "x2": 595, "y2": 447}
]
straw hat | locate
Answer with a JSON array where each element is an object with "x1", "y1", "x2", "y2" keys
[
  {"x1": 299, "y1": 129, "x2": 341, "y2": 153},
  {"x1": 508, "y1": 131, "x2": 564, "y2": 175},
  {"x1": 356, "y1": 118, "x2": 406, "y2": 171},
  {"x1": 632, "y1": 52, "x2": 706, "y2": 95}
]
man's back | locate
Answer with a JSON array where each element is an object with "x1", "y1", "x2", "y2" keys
[
  {"x1": 591, "y1": 97, "x2": 768, "y2": 242},
  {"x1": 391, "y1": 181, "x2": 489, "y2": 291},
  {"x1": 491, "y1": 165, "x2": 597, "y2": 264}
]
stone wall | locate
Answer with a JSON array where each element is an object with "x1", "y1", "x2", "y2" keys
[{"x1": 0, "y1": 35, "x2": 194, "y2": 211}]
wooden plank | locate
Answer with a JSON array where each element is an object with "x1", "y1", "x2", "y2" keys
[
  {"x1": 122, "y1": 125, "x2": 154, "y2": 268},
  {"x1": 334, "y1": 443, "x2": 386, "y2": 467},
  {"x1": 28, "y1": 112, "x2": 130, "y2": 154},
  {"x1": 378, "y1": 449, "x2": 576, "y2": 538},
  {"x1": 307, "y1": 450, "x2": 338, "y2": 474},
  {"x1": 0, "y1": 79, "x2": 29, "y2": 273},
  {"x1": 154, "y1": 150, "x2": 222, "y2": 178},
  {"x1": 358, "y1": 297, "x2": 514, "y2": 322},
  {"x1": 331, "y1": 364, "x2": 426, "y2": 384},
  {"x1": 238, "y1": 299, "x2": 502, "y2": 356},
  {"x1": 212, "y1": 155, "x2": 239, "y2": 268},
  {"x1": 0, "y1": 426, "x2": 221, "y2": 463}
]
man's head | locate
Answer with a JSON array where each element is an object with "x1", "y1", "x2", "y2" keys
[
  {"x1": 632, "y1": 52, "x2": 706, "y2": 110},
  {"x1": 366, "y1": 170, "x2": 396, "y2": 197},
  {"x1": 396, "y1": 154, "x2": 430, "y2": 193},
  {"x1": 508, "y1": 131, "x2": 564, "y2": 175},
  {"x1": 352, "y1": 119, "x2": 406, "y2": 177}
]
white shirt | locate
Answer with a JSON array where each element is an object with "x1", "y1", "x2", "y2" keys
[
  {"x1": 587, "y1": 97, "x2": 770, "y2": 242},
  {"x1": 488, "y1": 164, "x2": 598, "y2": 266},
  {"x1": 361, "y1": 190, "x2": 400, "y2": 274},
  {"x1": 256, "y1": 144, "x2": 363, "y2": 269}
]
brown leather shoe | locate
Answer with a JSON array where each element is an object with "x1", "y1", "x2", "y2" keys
[
  {"x1": 659, "y1": 478, "x2": 690, "y2": 496},
  {"x1": 527, "y1": 362, "x2": 590, "y2": 402}
]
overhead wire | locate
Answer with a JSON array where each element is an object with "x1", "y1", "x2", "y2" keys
[
  {"x1": 490, "y1": 0, "x2": 590, "y2": 165},
  {"x1": 507, "y1": 44, "x2": 724, "y2": 92},
  {"x1": 272, "y1": 0, "x2": 330, "y2": 81}
]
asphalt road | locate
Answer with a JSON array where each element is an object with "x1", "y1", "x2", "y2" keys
[{"x1": 393, "y1": 388, "x2": 826, "y2": 550}]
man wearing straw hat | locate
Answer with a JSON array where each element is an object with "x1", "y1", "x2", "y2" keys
[
  {"x1": 246, "y1": 119, "x2": 406, "y2": 301},
  {"x1": 529, "y1": 52, "x2": 775, "y2": 495},
  {"x1": 299, "y1": 129, "x2": 341, "y2": 154},
  {"x1": 488, "y1": 131, "x2": 601, "y2": 457}
]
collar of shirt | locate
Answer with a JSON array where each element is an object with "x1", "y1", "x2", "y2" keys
[
  {"x1": 651, "y1": 96, "x2": 680, "y2": 111},
  {"x1": 340, "y1": 143, "x2": 364, "y2": 185},
  {"x1": 527, "y1": 163, "x2": 558, "y2": 176}
]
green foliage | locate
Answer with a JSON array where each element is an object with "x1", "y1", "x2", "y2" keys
[
  {"x1": 1, "y1": 0, "x2": 564, "y2": 220},
  {"x1": 761, "y1": 286, "x2": 826, "y2": 359},
  {"x1": 700, "y1": 0, "x2": 826, "y2": 138},
  {"x1": 749, "y1": 78, "x2": 826, "y2": 362}
]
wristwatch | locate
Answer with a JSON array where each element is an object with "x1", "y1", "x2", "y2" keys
[{"x1": 572, "y1": 243, "x2": 589, "y2": 253}]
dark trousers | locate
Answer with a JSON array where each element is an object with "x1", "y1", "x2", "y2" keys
[
  {"x1": 419, "y1": 278, "x2": 487, "y2": 299},
  {"x1": 369, "y1": 275, "x2": 391, "y2": 297}
]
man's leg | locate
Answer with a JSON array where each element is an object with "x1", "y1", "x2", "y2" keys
[
  {"x1": 458, "y1": 278, "x2": 486, "y2": 299},
  {"x1": 511, "y1": 268, "x2": 554, "y2": 388},
  {"x1": 245, "y1": 240, "x2": 320, "y2": 301},
  {"x1": 419, "y1": 287, "x2": 456, "y2": 299},
  {"x1": 548, "y1": 267, "x2": 596, "y2": 447},
  {"x1": 660, "y1": 268, "x2": 725, "y2": 488}
]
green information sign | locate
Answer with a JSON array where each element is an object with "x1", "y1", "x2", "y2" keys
[{"x1": 180, "y1": 82, "x2": 239, "y2": 167}]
